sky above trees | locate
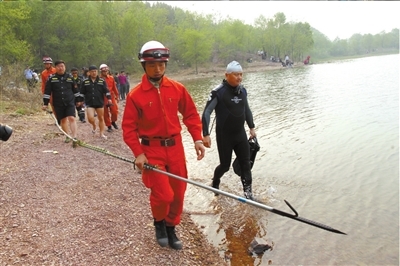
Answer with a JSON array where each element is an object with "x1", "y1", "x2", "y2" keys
[{"x1": 157, "y1": 1, "x2": 399, "y2": 41}]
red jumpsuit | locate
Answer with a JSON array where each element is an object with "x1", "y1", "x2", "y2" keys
[
  {"x1": 41, "y1": 67, "x2": 56, "y2": 94},
  {"x1": 103, "y1": 74, "x2": 119, "y2": 127},
  {"x1": 41, "y1": 67, "x2": 57, "y2": 116},
  {"x1": 122, "y1": 74, "x2": 202, "y2": 226}
]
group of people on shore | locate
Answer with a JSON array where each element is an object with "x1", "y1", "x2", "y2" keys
[
  {"x1": 40, "y1": 40, "x2": 257, "y2": 252},
  {"x1": 40, "y1": 57, "x2": 133, "y2": 140}
]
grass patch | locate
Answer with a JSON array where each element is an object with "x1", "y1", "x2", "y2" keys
[
  {"x1": 1, "y1": 90, "x2": 42, "y2": 116},
  {"x1": 15, "y1": 108, "x2": 28, "y2": 115},
  {"x1": 0, "y1": 62, "x2": 42, "y2": 116}
]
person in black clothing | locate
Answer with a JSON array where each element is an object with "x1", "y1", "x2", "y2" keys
[
  {"x1": 81, "y1": 67, "x2": 89, "y2": 79},
  {"x1": 71, "y1": 67, "x2": 86, "y2": 123},
  {"x1": 202, "y1": 61, "x2": 257, "y2": 200},
  {"x1": 113, "y1": 72, "x2": 120, "y2": 100},
  {"x1": 80, "y1": 65, "x2": 112, "y2": 139},
  {"x1": 42, "y1": 60, "x2": 82, "y2": 142}
]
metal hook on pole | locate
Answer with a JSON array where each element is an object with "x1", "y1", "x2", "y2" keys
[{"x1": 143, "y1": 163, "x2": 347, "y2": 235}]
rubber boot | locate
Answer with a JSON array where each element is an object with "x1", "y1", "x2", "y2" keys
[
  {"x1": 211, "y1": 177, "x2": 220, "y2": 196},
  {"x1": 166, "y1": 226, "x2": 182, "y2": 250},
  {"x1": 154, "y1": 219, "x2": 168, "y2": 247},
  {"x1": 242, "y1": 177, "x2": 255, "y2": 201},
  {"x1": 244, "y1": 186, "x2": 255, "y2": 200}
]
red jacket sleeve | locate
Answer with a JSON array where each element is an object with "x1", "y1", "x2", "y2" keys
[
  {"x1": 175, "y1": 81, "x2": 203, "y2": 142},
  {"x1": 122, "y1": 85, "x2": 143, "y2": 157}
]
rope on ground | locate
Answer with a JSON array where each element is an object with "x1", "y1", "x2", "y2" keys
[{"x1": 45, "y1": 110, "x2": 135, "y2": 165}]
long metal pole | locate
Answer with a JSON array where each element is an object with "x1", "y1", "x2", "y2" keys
[
  {"x1": 144, "y1": 163, "x2": 346, "y2": 235},
  {"x1": 43, "y1": 111, "x2": 346, "y2": 235}
]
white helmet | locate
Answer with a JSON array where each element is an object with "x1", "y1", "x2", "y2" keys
[
  {"x1": 99, "y1": 64, "x2": 108, "y2": 70},
  {"x1": 42, "y1": 56, "x2": 53, "y2": 64},
  {"x1": 138, "y1": 41, "x2": 169, "y2": 62}
]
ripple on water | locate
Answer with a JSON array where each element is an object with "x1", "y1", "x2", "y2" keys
[{"x1": 184, "y1": 54, "x2": 399, "y2": 265}]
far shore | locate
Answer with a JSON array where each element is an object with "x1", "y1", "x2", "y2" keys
[
  {"x1": 147, "y1": 51, "x2": 398, "y2": 83},
  {"x1": 130, "y1": 60, "x2": 301, "y2": 84}
]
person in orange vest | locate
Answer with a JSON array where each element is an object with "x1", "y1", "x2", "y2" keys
[
  {"x1": 99, "y1": 64, "x2": 119, "y2": 132},
  {"x1": 41, "y1": 57, "x2": 56, "y2": 94},
  {"x1": 122, "y1": 40, "x2": 205, "y2": 250},
  {"x1": 41, "y1": 56, "x2": 58, "y2": 123}
]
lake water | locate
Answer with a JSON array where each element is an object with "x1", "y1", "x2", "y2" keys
[{"x1": 180, "y1": 54, "x2": 399, "y2": 265}]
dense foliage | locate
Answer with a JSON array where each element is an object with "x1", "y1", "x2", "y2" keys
[{"x1": 1, "y1": 1, "x2": 398, "y2": 74}]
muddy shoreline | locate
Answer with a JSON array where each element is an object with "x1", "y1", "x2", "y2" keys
[
  {"x1": 0, "y1": 108, "x2": 229, "y2": 265},
  {"x1": 0, "y1": 59, "x2": 293, "y2": 265}
]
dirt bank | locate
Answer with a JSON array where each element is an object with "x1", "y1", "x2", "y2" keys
[
  {"x1": 0, "y1": 106, "x2": 228, "y2": 265},
  {"x1": 0, "y1": 59, "x2": 293, "y2": 265}
]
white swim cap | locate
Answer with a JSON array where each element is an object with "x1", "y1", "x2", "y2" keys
[{"x1": 226, "y1": 61, "x2": 243, "y2": 73}]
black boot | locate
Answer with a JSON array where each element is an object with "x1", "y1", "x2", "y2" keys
[
  {"x1": 166, "y1": 226, "x2": 182, "y2": 250},
  {"x1": 243, "y1": 185, "x2": 255, "y2": 201},
  {"x1": 107, "y1": 126, "x2": 113, "y2": 132},
  {"x1": 211, "y1": 178, "x2": 220, "y2": 196},
  {"x1": 241, "y1": 174, "x2": 255, "y2": 201},
  {"x1": 78, "y1": 110, "x2": 86, "y2": 123},
  {"x1": 112, "y1": 121, "x2": 118, "y2": 129},
  {"x1": 154, "y1": 219, "x2": 168, "y2": 247}
]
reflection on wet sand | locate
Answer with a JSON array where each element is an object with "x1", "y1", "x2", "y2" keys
[{"x1": 189, "y1": 194, "x2": 273, "y2": 266}]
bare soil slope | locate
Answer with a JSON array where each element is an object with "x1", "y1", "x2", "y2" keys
[{"x1": 0, "y1": 108, "x2": 227, "y2": 265}]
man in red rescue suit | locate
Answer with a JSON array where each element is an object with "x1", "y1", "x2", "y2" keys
[
  {"x1": 41, "y1": 56, "x2": 58, "y2": 124},
  {"x1": 122, "y1": 41, "x2": 205, "y2": 250},
  {"x1": 99, "y1": 64, "x2": 119, "y2": 132}
]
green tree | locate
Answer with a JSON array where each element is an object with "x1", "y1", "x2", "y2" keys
[
  {"x1": 0, "y1": 2, "x2": 33, "y2": 64},
  {"x1": 1, "y1": 1, "x2": 398, "y2": 76},
  {"x1": 289, "y1": 22, "x2": 313, "y2": 62},
  {"x1": 174, "y1": 12, "x2": 215, "y2": 72},
  {"x1": 118, "y1": 2, "x2": 154, "y2": 71},
  {"x1": 348, "y1": 34, "x2": 364, "y2": 55},
  {"x1": 254, "y1": 15, "x2": 269, "y2": 57},
  {"x1": 214, "y1": 19, "x2": 250, "y2": 63},
  {"x1": 330, "y1": 38, "x2": 349, "y2": 56},
  {"x1": 178, "y1": 29, "x2": 212, "y2": 74},
  {"x1": 311, "y1": 28, "x2": 332, "y2": 59},
  {"x1": 387, "y1": 29, "x2": 399, "y2": 49},
  {"x1": 270, "y1": 12, "x2": 289, "y2": 59}
]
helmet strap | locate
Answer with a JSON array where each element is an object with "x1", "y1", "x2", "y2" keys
[
  {"x1": 149, "y1": 75, "x2": 163, "y2": 83},
  {"x1": 141, "y1": 62, "x2": 167, "y2": 83}
]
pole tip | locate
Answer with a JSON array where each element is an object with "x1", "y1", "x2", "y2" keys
[{"x1": 334, "y1": 229, "x2": 347, "y2": 235}]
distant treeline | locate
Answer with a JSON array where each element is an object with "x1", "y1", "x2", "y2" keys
[{"x1": 1, "y1": 1, "x2": 398, "y2": 74}]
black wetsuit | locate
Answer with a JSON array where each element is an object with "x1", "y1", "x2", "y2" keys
[{"x1": 202, "y1": 79, "x2": 255, "y2": 190}]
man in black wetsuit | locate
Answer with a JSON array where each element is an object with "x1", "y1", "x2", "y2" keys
[{"x1": 202, "y1": 61, "x2": 257, "y2": 200}]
